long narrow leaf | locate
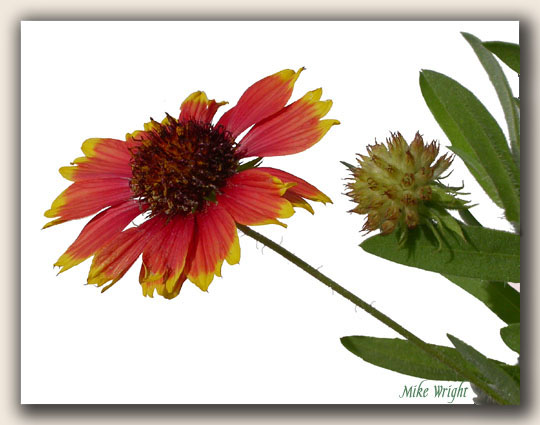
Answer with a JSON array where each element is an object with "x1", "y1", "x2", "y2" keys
[
  {"x1": 341, "y1": 336, "x2": 470, "y2": 381},
  {"x1": 462, "y1": 33, "x2": 520, "y2": 163},
  {"x1": 448, "y1": 334, "x2": 520, "y2": 404},
  {"x1": 500, "y1": 364, "x2": 520, "y2": 384},
  {"x1": 500, "y1": 323, "x2": 520, "y2": 354},
  {"x1": 483, "y1": 41, "x2": 520, "y2": 74},
  {"x1": 420, "y1": 70, "x2": 520, "y2": 223},
  {"x1": 447, "y1": 145, "x2": 502, "y2": 208},
  {"x1": 443, "y1": 275, "x2": 520, "y2": 325},
  {"x1": 341, "y1": 336, "x2": 518, "y2": 385},
  {"x1": 360, "y1": 225, "x2": 520, "y2": 282}
]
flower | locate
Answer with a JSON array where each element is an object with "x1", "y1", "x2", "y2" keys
[
  {"x1": 45, "y1": 68, "x2": 339, "y2": 299},
  {"x1": 345, "y1": 132, "x2": 469, "y2": 246}
]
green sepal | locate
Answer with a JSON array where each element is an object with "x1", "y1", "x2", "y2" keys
[
  {"x1": 397, "y1": 223, "x2": 408, "y2": 248},
  {"x1": 203, "y1": 190, "x2": 217, "y2": 204},
  {"x1": 341, "y1": 160, "x2": 357, "y2": 171},
  {"x1": 458, "y1": 209, "x2": 482, "y2": 226},
  {"x1": 237, "y1": 157, "x2": 263, "y2": 172},
  {"x1": 429, "y1": 208, "x2": 466, "y2": 241},
  {"x1": 429, "y1": 185, "x2": 470, "y2": 210}
]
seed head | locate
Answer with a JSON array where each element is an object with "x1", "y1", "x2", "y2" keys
[{"x1": 345, "y1": 132, "x2": 469, "y2": 245}]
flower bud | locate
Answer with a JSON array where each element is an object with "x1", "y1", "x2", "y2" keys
[{"x1": 345, "y1": 132, "x2": 470, "y2": 244}]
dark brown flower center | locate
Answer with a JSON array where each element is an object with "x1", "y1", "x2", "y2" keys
[{"x1": 129, "y1": 115, "x2": 239, "y2": 217}]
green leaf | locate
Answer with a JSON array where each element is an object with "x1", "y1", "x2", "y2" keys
[
  {"x1": 448, "y1": 146, "x2": 504, "y2": 208},
  {"x1": 340, "y1": 336, "x2": 518, "y2": 384},
  {"x1": 446, "y1": 146, "x2": 503, "y2": 208},
  {"x1": 500, "y1": 323, "x2": 520, "y2": 354},
  {"x1": 448, "y1": 334, "x2": 520, "y2": 405},
  {"x1": 462, "y1": 33, "x2": 520, "y2": 163},
  {"x1": 360, "y1": 225, "x2": 520, "y2": 282},
  {"x1": 341, "y1": 336, "x2": 519, "y2": 404},
  {"x1": 500, "y1": 364, "x2": 520, "y2": 384},
  {"x1": 483, "y1": 41, "x2": 520, "y2": 74},
  {"x1": 420, "y1": 70, "x2": 520, "y2": 223},
  {"x1": 341, "y1": 336, "x2": 470, "y2": 381},
  {"x1": 443, "y1": 275, "x2": 520, "y2": 324}
]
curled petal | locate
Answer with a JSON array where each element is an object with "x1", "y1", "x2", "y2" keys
[
  {"x1": 237, "y1": 88, "x2": 339, "y2": 158},
  {"x1": 283, "y1": 192, "x2": 314, "y2": 214},
  {"x1": 44, "y1": 178, "x2": 133, "y2": 228},
  {"x1": 217, "y1": 68, "x2": 303, "y2": 138},
  {"x1": 139, "y1": 275, "x2": 186, "y2": 300},
  {"x1": 217, "y1": 169, "x2": 294, "y2": 227},
  {"x1": 87, "y1": 218, "x2": 161, "y2": 291},
  {"x1": 179, "y1": 91, "x2": 227, "y2": 124},
  {"x1": 54, "y1": 200, "x2": 144, "y2": 274},
  {"x1": 139, "y1": 215, "x2": 195, "y2": 299},
  {"x1": 187, "y1": 204, "x2": 240, "y2": 291},
  {"x1": 257, "y1": 167, "x2": 332, "y2": 205}
]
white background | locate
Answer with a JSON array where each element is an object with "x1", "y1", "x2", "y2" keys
[{"x1": 21, "y1": 21, "x2": 519, "y2": 404}]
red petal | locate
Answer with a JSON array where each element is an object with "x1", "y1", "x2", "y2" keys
[
  {"x1": 257, "y1": 167, "x2": 332, "y2": 204},
  {"x1": 187, "y1": 204, "x2": 240, "y2": 291},
  {"x1": 179, "y1": 91, "x2": 227, "y2": 124},
  {"x1": 44, "y1": 178, "x2": 134, "y2": 227},
  {"x1": 217, "y1": 68, "x2": 303, "y2": 139},
  {"x1": 217, "y1": 169, "x2": 294, "y2": 227},
  {"x1": 54, "y1": 200, "x2": 144, "y2": 273},
  {"x1": 59, "y1": 159, "x2": 132, "y2": 182},
  {"x1": 87, "y1": 218, "x2": 161, "y2": 290},
  {"x1": 59, "y1": 138, "x2": 133, "y2": 182},
  {"x1": 139, "y1": 215, "x2": 195, "y2": 299},
  {"x1": 237, "y1": 88, "x2": 339, "y2": 158},
  {"x1": 81, "y1": 138, "x2": 132, "y2": 162},
  {"x1": 125, "y1": 130, "x2": 150, "y2": 149}
]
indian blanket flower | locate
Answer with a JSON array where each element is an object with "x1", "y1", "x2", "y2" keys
[
  {"x1": 44, "y1": 68, "x2": 339, "y2": 299},
  {"x1": 345, "y1": 132, "x2": 469, "y2": 246}
]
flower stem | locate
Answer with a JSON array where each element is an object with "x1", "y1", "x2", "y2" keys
[{"x1": 237, "y1": 223, "x2": 508, "y2": 405}]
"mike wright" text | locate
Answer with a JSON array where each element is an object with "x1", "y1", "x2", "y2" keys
[{"x1": 399, "y1": 380, "x2": 469, "y2": 403}]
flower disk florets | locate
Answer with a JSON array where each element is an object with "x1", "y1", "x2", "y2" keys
[
  {"x1": 346, "y1": 132, "x2": 467, "y2": 239},
  {"x1": 129, "y1": 116, "x2": 239, "y2": 217}
]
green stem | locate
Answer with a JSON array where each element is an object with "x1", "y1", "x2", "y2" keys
[{"x1": 237, "y1": 223, "x2": 509, "y2": 405}]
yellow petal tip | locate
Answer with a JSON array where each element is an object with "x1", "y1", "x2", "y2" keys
[
  {"x1": 59, "y1": 166, "x2": 76, "y2": 181},
  {"x1": 226, "y1": 232, "x2": 241, "y2": 266}
]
